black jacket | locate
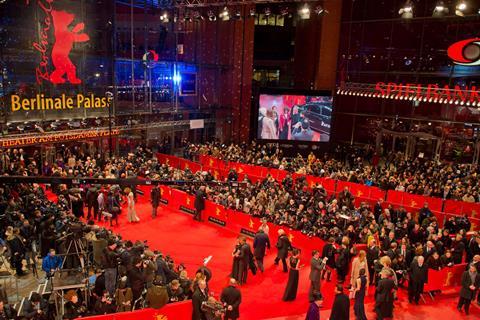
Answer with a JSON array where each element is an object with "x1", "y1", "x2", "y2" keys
[
  {"x1": 276, "y1": 235, "x2": 291, "y2": 259},
  {"x1": 220, "y1": 286, "x2": 241, "y2": 319},
  {"x1": 330, "y1": 293, "x2": 350, "y2": 320},
  {"x1": 151, "y1": 187, "x2": 161, "y2": 207},
  {"x1": 409, "y1": 261, "x2": 428, "y2": 284},
  {"x1": 195, "y1": 189, "x2": 206, "y2": 211},
  {"x1": 253, "y1": 232, "x2": 270, "y2": 259},
  {"x1": 192, "y1": 288, "x2": 208, "y2": 320},
  {"x1": 459, "y1": 271, "x2": 480, "y2": 300},
  {"x1": 375, "y1": 278, "x2": 395, "y2": 302}
]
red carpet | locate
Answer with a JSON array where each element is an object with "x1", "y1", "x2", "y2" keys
[{"x1": 47, "y1": 189, "x2": 480, "y2": 319}]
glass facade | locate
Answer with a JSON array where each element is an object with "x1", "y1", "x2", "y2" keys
[{"x1": 335, "y1": 0, "x2": 480, "y2": 161}]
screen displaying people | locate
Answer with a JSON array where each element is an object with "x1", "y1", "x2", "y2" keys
[{"x1": 257, "y1": 94, "x2": 333, "y2": 142}]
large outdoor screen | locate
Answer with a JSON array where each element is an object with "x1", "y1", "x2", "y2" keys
[{"x1": 257, "y1": 93, "x2": 333, "y2": 142}]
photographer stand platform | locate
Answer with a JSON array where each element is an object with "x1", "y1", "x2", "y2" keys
[{"x1": 50, "y1": 270, "x2": 88, "y2": 320}]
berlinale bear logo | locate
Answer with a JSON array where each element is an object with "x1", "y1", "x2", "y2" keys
[{"x1": 49, "y1": 10, "x2": 89, "y2": 84}]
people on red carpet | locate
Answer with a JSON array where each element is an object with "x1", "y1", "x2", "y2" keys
[
  {"x1": 308, "y1": 250, "x2": 324, "y2": 302},
  {"x1": 408, "y1": 255, "x2": 428, "y2": 304},
  {"x1": 150, "y1": 185, "x2": 161, "y2": 218},
  {"x1": 353, "y1": 268, "x2": 368, "y2": 320},
  {"x1": 305, "y1": 291, "x2": 323, "y2": 320},
  {"x1": 283, "y1": 248, "x2": 301, "y2": 301},
  {"x1": 457, "y1": 263, "x2": 480, "y2": 315},
  {"x1": 221, "y1": 278, "x2": 242, "y2": 320},
  {"x1": 375, "y1": 269, "x2": 396, "y2": 320},
  {"x1": 330, "y1": 284, "x2": 350, "y2": 320},
  {"x1": 253, "y1": 229, "x2": 270, "y2": 273},
  {"x1": 194, "y1": 186, "x2": 206, "y2": 222},
  {"x1": 192, "y1": 279, "x2": 208, "y2": 320},
  {"x1": 321, "y1": 237, "x2": 336, "y2": 282},
  {"x1": 274, "y1": 229, "x2": 292, "y2": 273}
]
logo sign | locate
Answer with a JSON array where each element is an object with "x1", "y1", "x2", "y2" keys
[
  {"x1": 447, "y1": 38, "x2": 480, "y2": 66},
  {"x1": 28, "y1": 1, "x2": 90, "y2": 85}
]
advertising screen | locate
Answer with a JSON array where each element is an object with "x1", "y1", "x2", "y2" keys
[{"x1": 257, "y1": 93, "x2": 333, "y2": 142}]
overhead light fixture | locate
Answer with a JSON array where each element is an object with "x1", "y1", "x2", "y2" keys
[
  {"x1": 234, "y1": 10, "x2": 242, "y2": 20},
  {"x1": 193, "y1": 11, "x2": 204, "y2": 20},
  {"x1": 399, "y1": 0, "x2": 413, "y2": 19},
  {"x1": 207, "y1": 10, "x2": 217, "y2": 21},
  {"x1": 219, "y1": 7, "x2": 230, "y2": 21},
  {"x1": 299, "y1": 4, "x2": 310, "y2": 19},
  {"x1": 160, "y1": 12, "x2": 169, "y2": 23},
  {"x1": 433, "y1": 1, "x2": 449, "y2": 17},
  {"x1": 264, "y1": 7, "x2": 272, "y2": 16},
  {"x1": 456, "y1": 1, "x2": 467, "y2": 16},
  {"x1": 184, "y1": 12, "x2": 192, "y2": 22},
  {"x1": 314, "y1": 5, "x2": 328, "y2": 15},
  {"x1": 280, "y1": 7, "x2": 289, "y2": 16},
  {"x1": 249, "y1": 8, "x2": 256, "y2": 17}
]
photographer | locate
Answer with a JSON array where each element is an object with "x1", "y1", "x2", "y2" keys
[
  {"x1": 5, "y1": 226, "x2": 26, "y2": 277},
  {"x1": 201, "y1": 296, "x2": 225, "y2": 320},
  {"x1": 142, "y1": 250, "x2": 158, "y2": 288},
  {"x1": 63, "y1": 290, "x2": 87, "y2": 319},
  {"x1": 41, "y1": 249, "x2": 62, "y2": 278},
  {"x1": 94, "y1": 291, "x2": 116, "y2": 315},
  {"x1": 101, "y1": 240, "x2": 119, "y2": 296},
  {"x1": 23, "y1": 293, "x2": 48, "y2": 320}
]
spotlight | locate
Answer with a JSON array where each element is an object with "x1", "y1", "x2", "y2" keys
[
  {"x1": 193, "y1": 11, "x2": 204, "y2": 20},
  {"x1": 399, "y1": 0, "x2": 413, "y2": 19},
  {"x1": 249, "y1": 8, "x2": 256, "y2": 17},
  {"x1": 184, "y1": 12, "x2": 192, "y2": 22},
  {"x1": 264, "y1": 7, "x2": 271, "y2": 16},
  {"x1": 234, "y1": 10, "x2": 242, "y2": 20},
  {"x1": 219, "y1": 7, "x2": 230, "y2": 21},
  {"x1": 314, "y1": 5, "x2": 328, "y2": 15},
  {"x1": 433, "y1": 1, "x2": 449, "y2": 17},
  {"x1": 160, "y1": 12, "x2": 169, "y2": 23},
  {"x1": 456, "y1": 1, "x2": 467, "y2": 16},
  {"x1": 299, "y1": 4, "x2": 310, "y2": 19},
  {"x1": 280, "y1": 7, "x2": 289, "y2": 16},
  {"x1": 207, "y1": 10, "x2": 216, "y2": 21}
]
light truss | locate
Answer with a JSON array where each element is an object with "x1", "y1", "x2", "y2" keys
[{"x1": 117, "y1": 0, "x2": 320, "y2": 9}]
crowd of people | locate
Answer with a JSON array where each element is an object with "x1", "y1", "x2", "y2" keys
[
  {"x1": 185, "y1": 142, "x2": 480, "y2": 203},
  {"x1": 0, "y1": 141, "x2": 480, "y2": 319}
]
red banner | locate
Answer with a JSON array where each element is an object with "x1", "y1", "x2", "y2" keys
[
  {"x1": 423, "y1": 263, "x2": 467, "y2": 292},
  {"x1": 444, "y1": 199, "x2": 480, "y2": 219}
]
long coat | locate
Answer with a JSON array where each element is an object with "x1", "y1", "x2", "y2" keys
[
  {"x1": 194, "y1": 189, "x2": 206, "y2": 211},
  {"x1": 253, "y1": 232, "x2": 270, "y2": 259},
  {"x1": 276, "y1": 235, "x2": 291, "y2": 259},
  {"x1": 220, "y1": 286, "x2": 242, "y2": 319},
  {"x1": 459, "y1": 271, "x2": 480, "y2": 300}
]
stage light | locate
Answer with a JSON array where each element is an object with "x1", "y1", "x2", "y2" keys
[
  {"x1": 280, "y1": 7, "x2": 289, "y2": 16},
  {"x1": 399, "y1": 0, "x2": 413, "y2": 18},
  {"x1": 219, "y1": 7, "x2": 230, "y2": 21},
  {"x1": 94, "y1": 73, "x2": 100, "y2": 78},
  {"x1": 160, "y1": 12, "x2": 169, "y2": 23},
  {"x1": 173, "y1": 73, "x2": 181, "y2": 84},
  {"x1": 249, "y1": 8, "x2": 256, "y2": 17},
  {"x1": 433, "y1": 1, "x2": 449, "y2": 17},
  {"x1": 234, "y1": 10, "x2": 242, "y2": 20},
  {"x1": 207, "y1": 10, "x2": 217, "y2": 21},
  {"x1": 299, "y1": 4, "x2": 310, "y2": 19},
  {"x1": 314, "y1": 5, "x2": 328, "y2": 15},
  {"x1": 184, "y1": 12, "x2": 192, "y2": 22},
  {"x1": 456, "y1": 1, "x2": 467, "y2": 16},
  {"x1": 193, "y1": 11, "x2": 204, "y2": 20}
]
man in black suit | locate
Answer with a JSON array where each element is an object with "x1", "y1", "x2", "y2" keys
[
  {"x1": 86, "y1": 187, "x2": 99, "y2": 220},
  {"x1": 194, "y1": 186, "x2": 206, "y2": 221},
  {"x1": 192, "y1": 279, "x2": 208, "y2": 320},
  {"x1": 330, "y1": 284, "x2": 349, "y2": 320},
  {"x1": 367, "y1": 239, "x2": 380, "y2": 285},
  {"x1": 308, "y1": 250, "x2": 325, "y2": 302},
  {"x1": 274, "y1": 229, "x2": 291, "y2": 273},
  {"x1": 253, "y1": 229, "x2": 270, "y2": 273},
  {"x1": 221, "y1": 278, "x2": 242, "y2": 320},
  {"x1": 375, "y1": 269, "x2": 396, "y2": 320},
  {"x1": 321, "y1": 237, "x2": 336, "y2": 282},
  {"x1": 150, "y1": 185, "x2": 161, "y2": 218},
  {"x1": 408, "y1": 255, "x2": 428, "y2": 304},
  {"x1": 237, "y1": 237, "x2": 252, "y2": 284},
  {"x1": 457, "y1": 263, "x2": 480, "y2": 315}
]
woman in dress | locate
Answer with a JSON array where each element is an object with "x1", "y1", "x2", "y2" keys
[
  {"x1": 127, "y1": 192, "x2": 140, "y2": 222},
  {"x1": 282, "y1": 248, "x2": 300, "y2": 301},
  {"x1": 353, "y1": 268, "x2": 368, "y2": 320},
  {"x1": 261, "y1": 109, "x2": 278, "y2": 140},
  {"x1": 350, "y1": 250, "x2": 369, "y2": 288},
  {"x1": 231, "y1": 238, "x2": 242, "y2": 282}
]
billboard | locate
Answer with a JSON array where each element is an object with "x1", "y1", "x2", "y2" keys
[
  {"x1": 0, "y1": 0, "x2": 114, "y2": 122},
  {"x1": 257, "y1": 93, "x2": 333, "y2": 142}
]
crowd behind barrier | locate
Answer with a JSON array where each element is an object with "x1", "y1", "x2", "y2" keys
[
  {"x1": 156, "y1": 153, "x2": 480, "y2": 231},
  {"x1": 151, "y1": 155, "x2": 475, "y2": 299},
  {"x1": 81, "y1": 303, "x2": 192, "y2": 320}
]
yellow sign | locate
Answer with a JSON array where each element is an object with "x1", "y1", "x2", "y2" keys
[{"x1": 10, "y1": 94, "x2": 112, "y2": 112}]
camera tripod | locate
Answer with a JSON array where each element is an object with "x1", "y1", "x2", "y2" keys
[{"x1": 61, "y1": 237, "x2": 87, "y2": 271}]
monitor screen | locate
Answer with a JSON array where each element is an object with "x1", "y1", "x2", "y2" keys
[{"x1": 257, "y1": 93, "x2": 333, "y2": 142}]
